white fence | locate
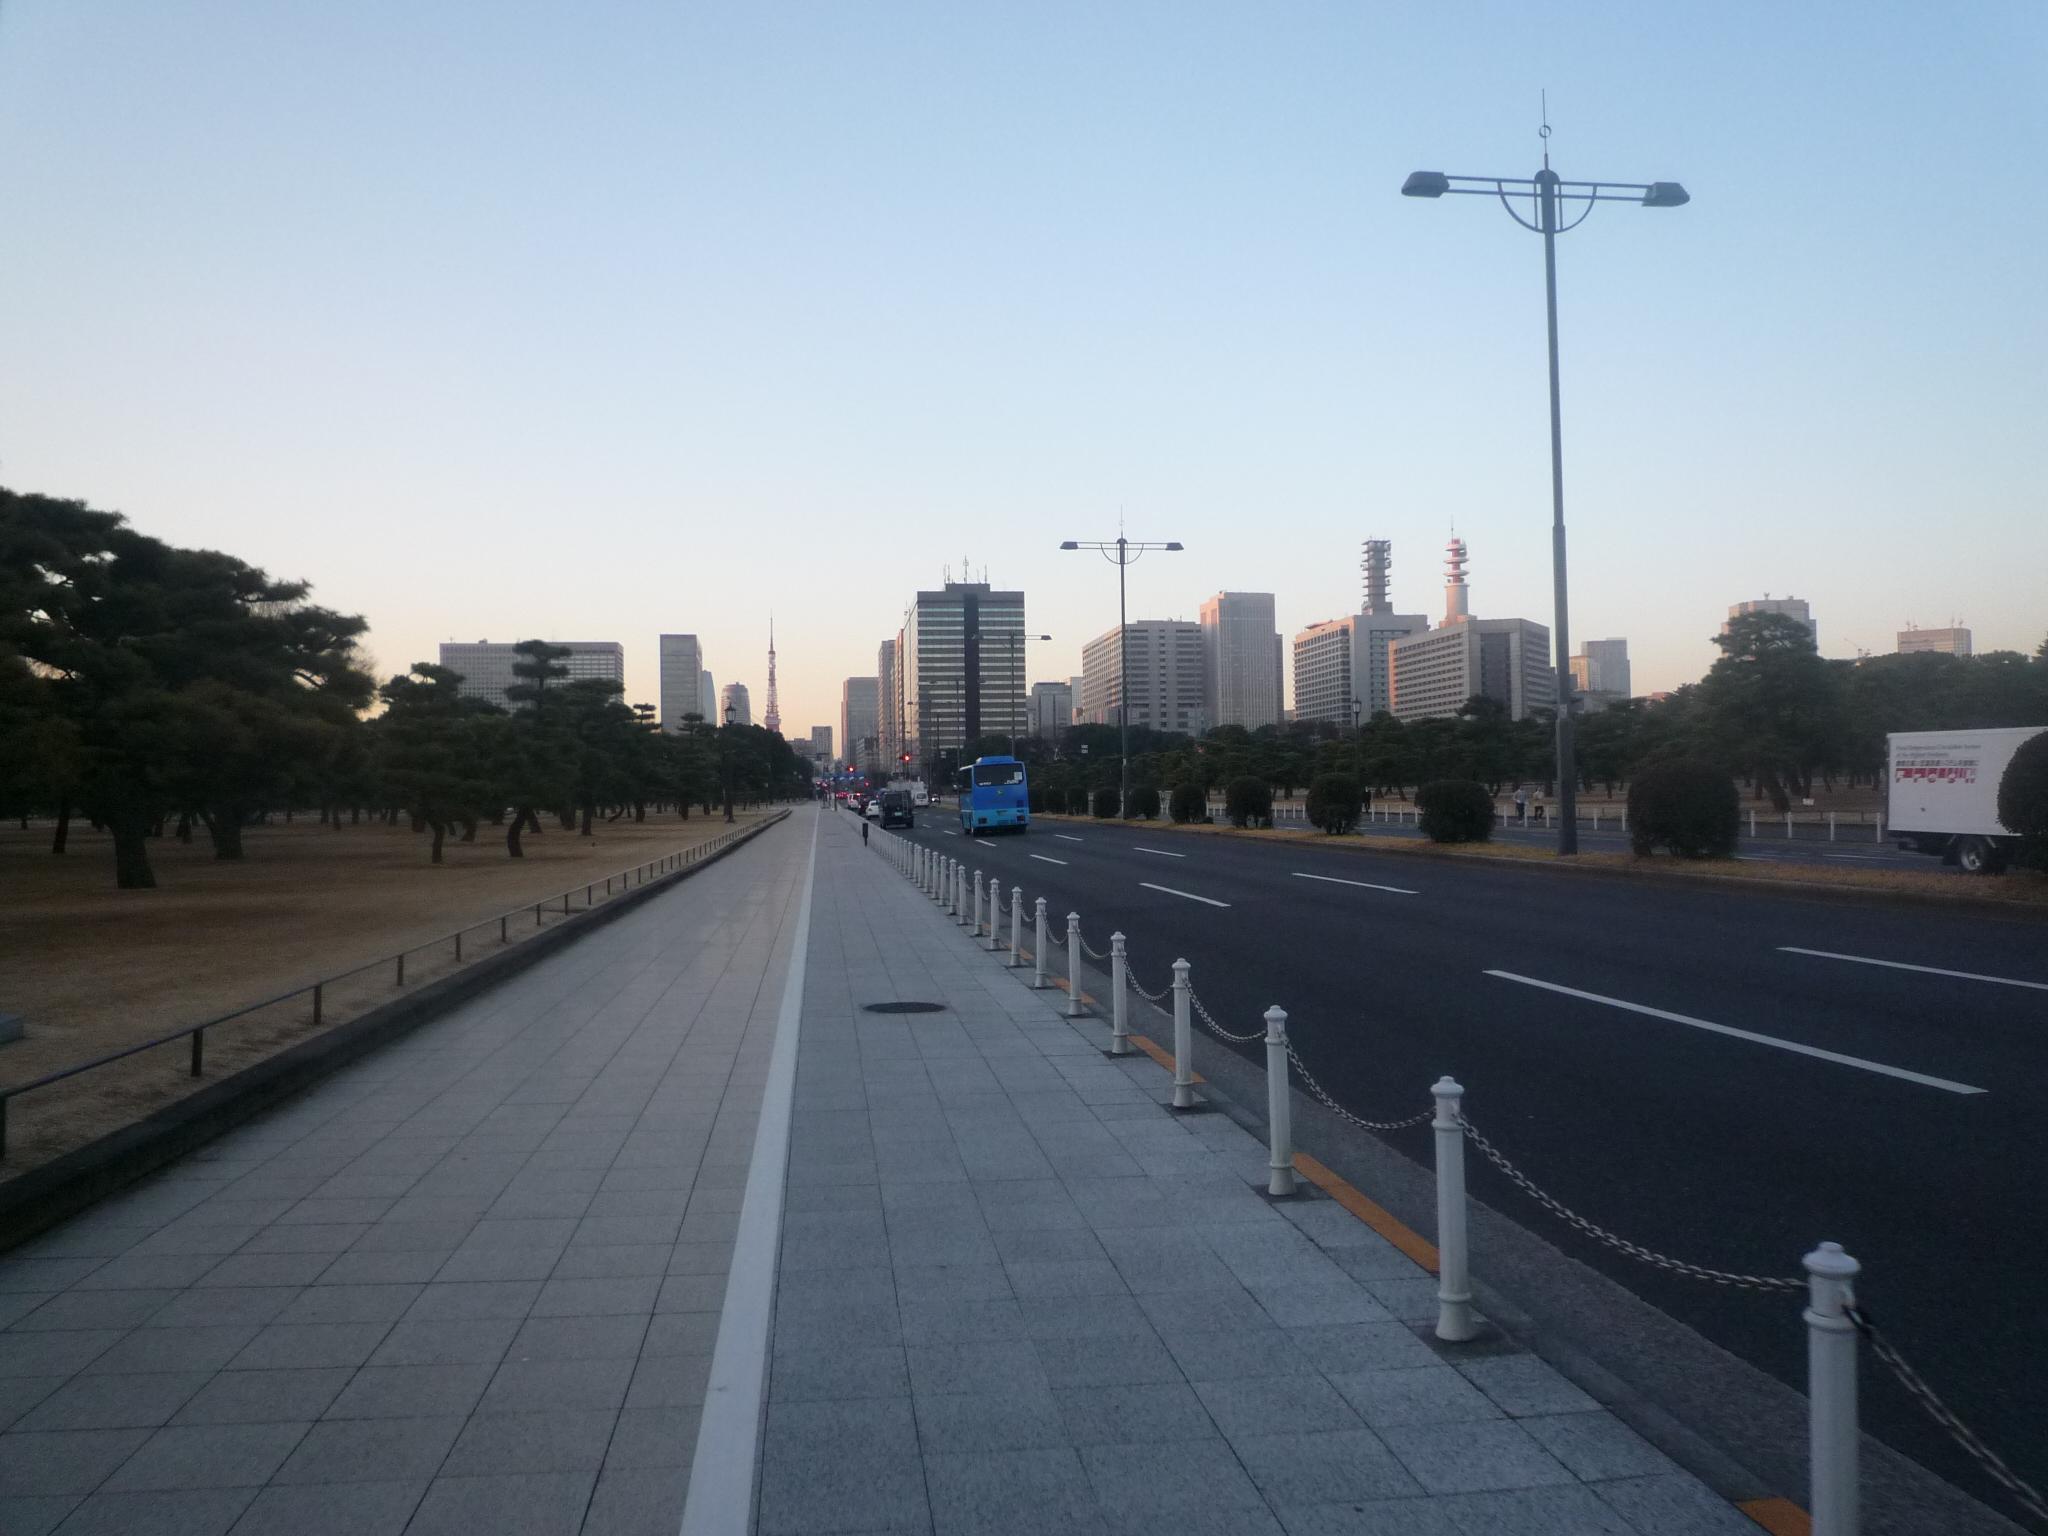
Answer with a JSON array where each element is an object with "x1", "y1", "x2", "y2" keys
[{"x1": 868, "y1": 815, "x2": 2043, "y2": 1536}]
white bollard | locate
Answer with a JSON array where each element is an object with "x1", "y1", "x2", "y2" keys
[
  {"x1": 1066, "y1": 912, "x2": 1084, "y2": 1018},
  {"x1": 1750, "y1": 809, "x2": 1758, "y2": 839},
  {"x1": 1034, "y1": 898, "x2": 1049, "y2": 988},
  {"x1": 1109, "y1": 933, "x2": 1131, "y2": 1055},
  {"x1": 1592, "y1": 809, "x2": 1599, "y2": 832},
  {"x1": 986, "y1": 881, "x2": 1001, "y2": 951},
  {"x1": 1170, "y1": 959, "x2": 1195, "y2": 1109},
  {"x1": 1009, "y1": 886, "x2": 1023, "y2": 967},
  {"x1": 951, "y1": 860, "x2": 964, "y2": 921},
  {"x1": 1874, "y1": 814, "x2": 1883, "y2": 844},
  {"x1": 1263, "y1": 1008, "x2": 1296, "y2": 1197},
  {"x1": 973, "y1": 872, "x2": 984, "y2": 936},
  {"x1": 1804, "y1": 1241, "x2": 1861, "y2": 1536},
  {"x1": 1432, "y1": 1076, "x2": 1476, "y2": 1342},
  {"x1": 1829, "y1": 812, "x2": 1837, "y2": 843},
  {"x1": 1785, "y1": 810, "x2": 1793, "y2": 840}
]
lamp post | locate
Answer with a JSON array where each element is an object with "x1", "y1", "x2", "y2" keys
[
  {"x1": 1060, "y1": 535, "x2": 1184, "y2": 818},
  {"x1": 1349, "y1": 696, "x2": 1363, "y2": 787},
  {"x1": 1401, "y1": 134, "x2": 1687, "y2": 855},
  {"x1": 720, "y1": 700, "x2": 737, "y2": 823},
  {"x1": 1007, "y1": 632, "x2": 1052, "y2": 755}
]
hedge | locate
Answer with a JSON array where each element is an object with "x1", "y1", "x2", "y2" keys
[
  {"x1": 1416, "y1": 780, "x2": 1492, "y2": 843},
  {"x1": 1627, "y1": 761, "x2": 1739, "y2": 858},
  {"x1": 1306, "y1": 774, "x2": 1362, "y2": 835}
]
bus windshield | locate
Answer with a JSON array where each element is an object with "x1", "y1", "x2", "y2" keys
[{"x1": 973, "y1": 762, "x2": 1025, "y2": 786}]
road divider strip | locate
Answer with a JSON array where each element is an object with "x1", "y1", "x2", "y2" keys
[
  {"x1": 1777, "y1": 946, "x2": 2048, "y2": 992},
  {"x1": 1484, "y1": 970, "x2": 1987, "y2": 1095}
]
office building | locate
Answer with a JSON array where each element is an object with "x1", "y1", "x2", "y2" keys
[
  {"x1": 1079, "y1": 621, "x2": 1205, "y2": 735},
  {"x1": 720, "y1": 682, "x2": 752, "y2": 728},
  {"x1": 1199, "y1": 592, "x2": 1283, "y2": 731},
  {"x1": 657, "y1": 634, "x2": 704, "y2": 732},
  {"x1": 1725, "y1": 596, "x2": 1817, "y2": 649},
  {"x1": 1897, "y1": 625, "x2": 1972, "y2": 657},
  {"x1": 1291, "y1": 618, "x2": 1358, "y2": 727},
  {"x1": 1569, "y1": 638, "x2": 1632, "y2": 698},
  {"x1": 900, "y1": 579, "x2": 1027, "y2": 770},
  {"x1": 1029, "y1": 680, "x2": 1074, "y2": 740},
  {"x1": 437, "y1": 640, "x2": 624, "y2": 711},
  {"x1": 1288, "y1": 541, "x2": 1427, "y2": 726},
  {"x1": 877, "y1": 639, "x2": 898, "y2": 767},
  {"x1": 809, "y1": 726, "x2": 834, "y2": 764},
  {"x1": 699, "y1": 670, "x2": 716, "y2": 721},
  {"x1": 1389, "y1": 538, "x2": 1554, "y2": 722},
  {"x1": 841, "y1": 677, "x2": 880, "y2": 772}
]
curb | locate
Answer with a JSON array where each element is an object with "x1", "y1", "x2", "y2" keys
[{"x1": 0, "y1": 810, "x2": 789, "y2": 1255}]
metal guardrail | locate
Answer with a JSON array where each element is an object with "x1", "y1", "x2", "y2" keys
[{"x1": 0, "y1": 819, "x2": 770, "y2": 1159}]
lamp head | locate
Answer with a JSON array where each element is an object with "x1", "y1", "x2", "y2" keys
[
  {"x1": 1641, "y1": 181, "x2": 1690, "y2": 208},
  {"x1": 1164, "y1": 541, "x2": 1184, "y2": 552},
  {"x1": 1402, "y1": 171, "x2": 1450, "y2": 198},
  {"x1": 1058, "y1": 541, "x2": 1079, "y2": 550}
]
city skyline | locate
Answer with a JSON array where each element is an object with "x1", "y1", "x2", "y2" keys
[{"x1": 2, "y1": 4, "x2": 2042, "y2": 735}]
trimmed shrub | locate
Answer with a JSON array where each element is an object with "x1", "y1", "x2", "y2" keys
[
  {"x1": 1627, "y1": 761, "x2": 1739, "y2": 858},
  {"x1": 1416, "y1": 779, "x2": 1493, "y2": 843},
  {"x1": 1169, "y1": 782, "x2": 1208, "y2": 824},
  {"x1": 1091, "y1": 785, "x2": 1120, "y2": 819},
  {"x1": 1042, "y1": 784, "x2": 1068, "y2": 815},
  {"x1": 1128, "y1": 785, "x2": 1161, "y2": 820},
  {"x1": 1225, "y1": 776, "x2": 1273, "y2": 829},
  {"x1": 1997, "y1": 732, "x2": 2048, "y2": 870},
  {"x1": 1306, "y1": 774, "x2": 1363, "y2": 835}
]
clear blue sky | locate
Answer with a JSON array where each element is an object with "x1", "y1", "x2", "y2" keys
[{"x1": 3, "y1": 1, "x2": 2042, "y2": 732}]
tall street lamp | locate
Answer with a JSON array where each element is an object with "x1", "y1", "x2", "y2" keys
[
  {"x1": 1060, "y1": 535, "x2": 1183, "y2": 818},
  {"x1": 1006, "y1": 632, "x2": 1052, "y2": 755},
  {"x1": 720, "y1": 700, "x2": 737, "y2": 823},
  {"x1": 1401, "y1": 134, "x2": 1687, "y2": 855}
]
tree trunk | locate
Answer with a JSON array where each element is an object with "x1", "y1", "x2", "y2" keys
[
  {"x1": 634, "y1": 801, "x2": 645, "y2": 823},
  {"x1": 523, "y1": 808, "x2": 543, "y2": 834},
  {"x1": 51, "y1": 803, "x2": 72, "y2": 854},
  {"x1": 460, "y1": 818, "x2": 477, "y2": 843},
  {"x1": 580, "y1": 801, "x2": 595, "y2": 836},
  {"x1": 559, "y1": 809, "x2": 576, "y2": 831},
  {"x1": 507, "y1": 814, "x2": 525, "y2": 858},
  {"x1": 110, "y1": 814, "x2": 157, "y2": 889},
  {"x1": 203, "y1": 808, "x2": 246, "y2": 860},
  {"x1": 429, "y1": 819, "x2": 446, "y2": 863}
]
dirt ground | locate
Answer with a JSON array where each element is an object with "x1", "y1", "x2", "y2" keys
[{"x1": 0, "y1": 810, "x2": 769, "y2": 1179}]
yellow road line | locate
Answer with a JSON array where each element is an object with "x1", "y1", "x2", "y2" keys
[
  {"x1": 1736, "y1": 1497, "x2": 1811, "y2": 1534},
  {"x1": 1291, "y1": 1152, "x2": 1441, "y2": 1274}
]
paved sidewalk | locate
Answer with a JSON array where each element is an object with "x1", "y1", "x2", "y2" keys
[
  {"x1": 0, "y1": 813, "x2": 813, "y2": 1536},
  {"x1": 753, "y1": 813, "x2": 1760, "y2": 1535}
]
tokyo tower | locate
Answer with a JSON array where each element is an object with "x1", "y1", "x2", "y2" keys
[{"x1": 763, "y1": 617, "x2": 781, "y2": 735}]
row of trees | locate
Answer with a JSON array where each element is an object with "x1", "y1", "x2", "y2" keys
[
  {"x1": 1, "y1": 492, "x2": 810, "y2": 888},
  {"x1": 991, "y1": 613, "x2": 2048, "y2": 815}
]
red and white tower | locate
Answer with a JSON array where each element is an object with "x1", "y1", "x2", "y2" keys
[
  {"x1": 763, "y1": 618, "x2": 782, "y2": 734},
  {"x1": 1443, "y1": 536, "x2": 1471, "y2": 625}
]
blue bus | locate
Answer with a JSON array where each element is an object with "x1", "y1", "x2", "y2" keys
[{"x1": 956, "y1": 755, "x2": 1029, "y2": 833}]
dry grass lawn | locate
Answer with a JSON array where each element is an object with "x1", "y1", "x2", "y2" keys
[{"x1": 0, "y1": 811, "x2": 769, "y2": 1179}]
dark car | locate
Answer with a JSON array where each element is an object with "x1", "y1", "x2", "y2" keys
[{"x1": 878, "y1": 789, "x2": 914, "y2": 828}]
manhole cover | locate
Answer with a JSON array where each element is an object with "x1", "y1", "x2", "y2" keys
[{"x1": 862, "y1": 1001, "x2": 948, "y2": 1014}]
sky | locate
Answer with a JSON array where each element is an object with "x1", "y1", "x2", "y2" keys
[{"x1": 2, "y1": 1, "x2": 2043, "y2": 737}]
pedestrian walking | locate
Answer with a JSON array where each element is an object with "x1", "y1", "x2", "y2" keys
[
  {"x1": 861, "y1": 820, "x2": 869, "y2": 846},
  {"x1": 1513, "y1": 787, "x2": 1527, "y2": 825}
]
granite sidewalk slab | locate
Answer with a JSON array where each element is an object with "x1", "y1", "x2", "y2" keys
[
  {"x1": 0, "y1": 812, "x2": 815, "y2": 1536},
  {"x1": 750, "y1": 813, "x2": 1762, "y2": 1536}
]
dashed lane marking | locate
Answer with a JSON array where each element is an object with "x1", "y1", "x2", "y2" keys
[
  {"x1": 1029, "y1": 854, "x2": 1068, "y2": 866},
  {"x1": 1778, "y1": 946, "x2": 2048, "y2": 993},
  {"x1": 1292, "y1": 871, "x2": 1417, "y2": 896},
  {"x1": 1133, "y1": 846, "x2": 1186, "y2": 858},
  {"x1": 1484, "y1": 971, "x2": 1987, "y2": 1095},
  {"x1": 1139, "y1": 882, "x2": 1231, "y2": 909},
  {"x1": 1054, "y1": 834, "x2": 1084, "y2": 843}
]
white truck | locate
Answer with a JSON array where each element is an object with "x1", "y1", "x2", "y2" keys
[{"x1": 1886, "y1": 726, "x2": 2046, "y2": 873}]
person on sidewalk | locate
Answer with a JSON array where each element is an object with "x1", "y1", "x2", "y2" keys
[
  {"x1": 861, "y1": 820, "x2": 869, "y2": 846},
  {"x1": 1513, "y1": 786, "x2": 1527, "y2": 825}
]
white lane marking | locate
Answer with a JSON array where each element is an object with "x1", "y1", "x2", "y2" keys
[
  {"x1": 681, "y1": 804, "x2": 818, "y2": 1532},
  {"x1": 1029, "y1": 854, "x2": 1068, "y2": 866},
  {"x1": 1140, "y1": 882, "x2": 1231, "y2": 909},
  {"x1": 975, "y1": 839, "x2": 997, "y2": 847},
  {"x1": 943, "y1": 829, "x2": 958, "y2": 836},
  {"x1": 1292, "y1": 871, "x2": 1418, "y2": 896},
  {"x1": 1484, "y1": 971, "x2": 1986, "y2": 1095},
  {"x1": 1054, "y1": 834, "x2": 1084, "y2": 843},
  {"x1": 1778, "y1": 947, "x2": 2048, "y2": 993},
  {"x1": 1133, "y1": 846, "x2": 1186, "y2": 858}
]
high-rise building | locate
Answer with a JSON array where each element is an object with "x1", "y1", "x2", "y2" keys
[
  {"x1": 900, "y1": 579, "x2": 1027, "y2": 771},
  {"x1": 657, "y1": 634, "x2": 704, "y2": 732},
  {"x1": 1079, "y1": 621, "x2": 1205, "y2": 734},
  {"x1": 763, "y1": 620, "x2": 781, "y2": 735},
  {"x1": 1028, "y1": 680, "x2": 1074, "y2": 739},
  {"x1": 1725, "y1": 597, "x2": 1817, "y2": 649},
  {"x1": 877, "y1": 639, "x2": 898, "y2": 767},
  {"x1": 809, "y1": 725, "x2": 834, "y2": 764},
  {"x1": 1288, "y1": 540, "x2": 1427, "y2": 726},
  {"x1": 840, "y1": 677, "x2": 880, "y2": 772},
  {"x1": 1389, "y1": 538, "x2": 1554, "y2": 722},
  {"x1": 720, "y1": 682, "x2": 752, "y2": 728},
  {"x1": 1897, "y1": 625, "x2": 1972, "y2": 656},
  {"x1": 1291, "y1": 618, "x2": 1357, "y2": 727},
  {"x1": 1199, "y1": 592, "x2": 1283, "y2": 731},
  {"x1": 1569, "y1": 638, "x2": 1632, "y2": 697},
  {"x1": 437, "y1": 640, "x2": 624, "y2": 711},
  {"x1": 699, "y1": 670, "x2": 716, "y2": 721}
]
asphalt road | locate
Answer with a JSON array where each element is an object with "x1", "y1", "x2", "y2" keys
[
  {"x1": 886, "y1": 809, "x2": 2048, "y2": 1520},
  {"x1": 1350, "y1": 816, "x2": 1939, "y2": 870}
]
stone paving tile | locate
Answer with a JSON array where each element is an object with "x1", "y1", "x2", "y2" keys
[{"x1": 40, "y1": 1485, "x2": 257, "y2": 1535}]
